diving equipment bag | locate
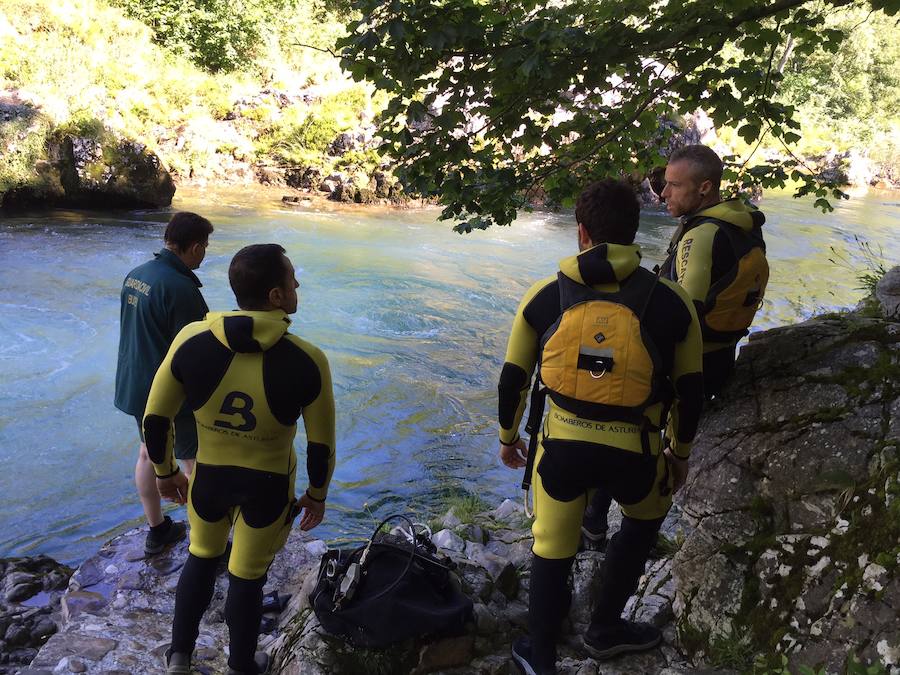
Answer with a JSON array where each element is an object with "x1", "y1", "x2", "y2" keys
[{"x1": 310, "y1": 515, "x2": 473, "y2": 648}]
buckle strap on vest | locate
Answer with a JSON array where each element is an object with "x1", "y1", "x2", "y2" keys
[{"x1": 521, "y1": 378, "x2": 547, "y2": 491}]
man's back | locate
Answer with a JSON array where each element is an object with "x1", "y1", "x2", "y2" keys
[
  {"x1": 145, "y1": 309, "x2": 334, "y2": 493},
  {"x1": 115, "y1": 249, "x2": 207, "y2": 416}
]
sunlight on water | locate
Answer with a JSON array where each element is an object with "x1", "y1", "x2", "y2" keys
[{"x1": 0, "y1": 186, "x2": 898, "y2": 563}]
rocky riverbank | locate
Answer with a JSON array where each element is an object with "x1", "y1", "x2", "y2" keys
[{"x1": 7, "y1": 269, "x2": 899, "y2": 674}]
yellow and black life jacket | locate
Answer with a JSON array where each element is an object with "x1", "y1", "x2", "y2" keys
[
  {"x1": 699, "y1": 220, "x2": 768, "y2": 342},
  {"x1": 520, "y1": 267, "x2": 673, "y2": 491}
]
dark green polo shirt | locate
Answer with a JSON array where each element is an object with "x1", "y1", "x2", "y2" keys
[{"x1": 114, "y1": 249, "x2": 209, "y2": 416}]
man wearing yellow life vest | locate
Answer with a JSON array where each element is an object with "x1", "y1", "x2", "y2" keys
[
  {"x1": 581, "y1": 145, "x2": 770, "y2": 548},
  {"x1": 659, "y1": 144, "x2": 769, "y2": 395},
  {"x1": 498, "y1": 179, "x2": 704, "y2": 673}
]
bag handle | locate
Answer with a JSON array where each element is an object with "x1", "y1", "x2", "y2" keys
[{"x1": 334, "y1": 513, "x2": 418, "y2": 611}]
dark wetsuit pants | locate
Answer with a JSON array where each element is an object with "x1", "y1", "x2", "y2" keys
[
  {"x1": 527, "y1": 436, "x2": 671, "y2": 667},
  {"x1": 170, "y1": 463, "x2": 295, "y2": 673}
]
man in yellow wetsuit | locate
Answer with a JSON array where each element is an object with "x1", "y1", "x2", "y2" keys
[
  {"x1": 498, "y1": 180, "x2": 704, "y2": 673},
  {"x1": 660, "y1": 144, "x2": 768, "y2": 396},
  {"x1": 582, "y1": 145, "x2": 769, "y2": 547},
  {"x1": 145, "y1": 244, "x2": 336, "y2": 675}
]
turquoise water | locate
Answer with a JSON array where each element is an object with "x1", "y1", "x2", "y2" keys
[{"x1": 0, "y1": 187, "x2": 898, "y2": 564}]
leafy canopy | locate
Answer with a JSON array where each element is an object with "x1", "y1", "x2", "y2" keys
[{"x1": 338, "y1": 0, "x2": 900, "y2": 231}]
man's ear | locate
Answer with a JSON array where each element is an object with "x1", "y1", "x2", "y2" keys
[
  {"x1": 698, "y1": 179, "x2": 713, "y2": 197},
  {"x1": 577, "y1": 222, "x2": 593, "y2": 249},
  {"x1": 268, "y1": 286, "x2": 283, "y2": 309}
]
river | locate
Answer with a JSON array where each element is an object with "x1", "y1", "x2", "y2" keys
[{"x1": 0, "y1": 187, "x2": 897, "y2": 564}]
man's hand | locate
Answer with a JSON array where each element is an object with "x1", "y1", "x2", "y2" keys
[
  {"x1": 157, "y1": 471, "x2": 189, "y2": 505},
  {"x1": 297, "y1": 492, "x2": 325, "y2": 531},
  {"x1": 499, "y1": 437, "x2": 528, "y2": 469},
  {"x1": 663, "y1": 448, "x2": 690, "y2": 494}
]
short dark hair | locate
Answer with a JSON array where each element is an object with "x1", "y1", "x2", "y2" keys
[
  {"x1": 575, "y1": 179, "x2": 640, "y2": 245},
  {"x1": 229, "y1": 244, "x2": 289, "y2": 310},
  {"x1": 669, "y1": 145, "x2": 723, "y2": 190},
  {"x1": 164, "y1": 212, "x2": 213, "y2": 250}
]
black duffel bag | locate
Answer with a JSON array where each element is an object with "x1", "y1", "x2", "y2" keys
[{"x1": 310, "y1": 514, "x2": 473, "y2": 648}]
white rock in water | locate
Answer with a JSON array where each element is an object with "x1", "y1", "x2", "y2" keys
[{"x1": 305, "y1": 540, "x2": 328, "y2": 557}]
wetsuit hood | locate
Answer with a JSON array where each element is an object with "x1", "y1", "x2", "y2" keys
[
  {"x1": 206, "y1": 310, "x2": 291, "y2": 353},
  {"x1": 559, "y1": 243, "x2": 642, "y2": 288},
  {"x1": 688, "y1": 198, "x2": 765, "y2": 232}
]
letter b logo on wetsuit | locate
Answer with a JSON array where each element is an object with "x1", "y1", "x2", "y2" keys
[{"x1": 214, "y1": 391, "x2": 257, "y2": 432}]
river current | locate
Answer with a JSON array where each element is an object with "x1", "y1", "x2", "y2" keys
[{"x1": 0, "y1": 187, "x2": 898, "y2": 564}]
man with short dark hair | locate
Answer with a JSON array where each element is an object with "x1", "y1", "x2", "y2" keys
[
  {"x1": 146, "y1": 244, "x2": 335, "y2": 675},
  {"x1": 498, "y1": 179, "x2": 704, "y2": 673},
  {"x1": 115, "y1": 211, "x2": 213, "y2": 555}
]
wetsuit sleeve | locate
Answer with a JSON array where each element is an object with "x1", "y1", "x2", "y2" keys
[
  {"x1": 674, "y1": 221, "x2": 720, "y2": 311},
  {"x1": 497, "y1": 279, "x2": 551, "y2": 444},
  {"x1": 301, "y1": 346, "x2": 336, "y2": 502},
  {"x1": 143, "y1": 327, "x2": 195, "y2": 477},
  {"x1": 164, "y1": 283, "x2": 208, "y2": 342},
  {"x1": 664, "y1": 281, "x2": 704, "y2": 459}
]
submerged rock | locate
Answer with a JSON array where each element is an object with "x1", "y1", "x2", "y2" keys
[{"x1": 0, "y1": 555, "x2": 73, "y2": 674}]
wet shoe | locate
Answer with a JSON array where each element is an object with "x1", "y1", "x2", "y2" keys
[
  {"x1": 163, "y1": 647, "x2": 191, "y2": 674},
  {"x1": 511, "y1": 637, "x2": 556, "y2": 675},
  {"x1": 145, "y1": 517, "x2": 186, "y2": 555},
  {"x1": 226, "y1": 651, "x2": 270, "y2": 674},
  {"x1": 583, "y1": 619, "x2": 662, "y2": 660}
]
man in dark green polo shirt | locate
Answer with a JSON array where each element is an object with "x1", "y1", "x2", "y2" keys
[{"x1": 115, "y1": 212, "x2": 213, "y2": 555}]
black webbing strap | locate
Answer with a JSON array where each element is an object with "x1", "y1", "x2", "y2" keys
[{"x1": 521, "y1": 378, "x2": 547, "y2": 491}]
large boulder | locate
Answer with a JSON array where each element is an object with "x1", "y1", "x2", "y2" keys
[
  {"x1": 672, "y1": 297, "x2": 900, "y2": 673},
  {"x1": 49, "y1": 133, "x2": 175, "y2": 208},
  {"x1": 1, "y1": 103, "x2": 176, "y2": 211}
]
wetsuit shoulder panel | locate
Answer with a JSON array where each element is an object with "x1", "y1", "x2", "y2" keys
[
  {"x1": 170, "y1": 328, "x2": 234, "y2": 411},
  {"x1": 263, "y1": 336, "x2": 323, "y2": 426}
]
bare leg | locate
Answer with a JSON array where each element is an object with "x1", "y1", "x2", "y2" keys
[{"x1": 136, "y1": 443, "x2": 164, "y2": 527}]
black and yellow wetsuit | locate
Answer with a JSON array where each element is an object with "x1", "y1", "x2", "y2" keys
[
  {"x1": 144, "y1": 309, "x2": 334, "y2": 672},
  {"x1": 661, "y1": 198, "x2": 767, "y2": 396},
  {"x1": 498, "y1": 243, "x2": 703, "y2": 664},
  {"x1": 499, "y1": 243, "x2": 703, "y2": 558}
]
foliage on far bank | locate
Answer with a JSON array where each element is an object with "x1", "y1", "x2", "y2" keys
[{"x1": 0, "y1": 0, "x2": 381, "y2": 199}]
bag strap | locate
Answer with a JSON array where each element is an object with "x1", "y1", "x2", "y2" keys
[
  {"x1": 521, "y1": 377, "x2": 547, "y2": 492},
  {"x1": 333, "y1": 513, "x2": 418, "y2": 611}
]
